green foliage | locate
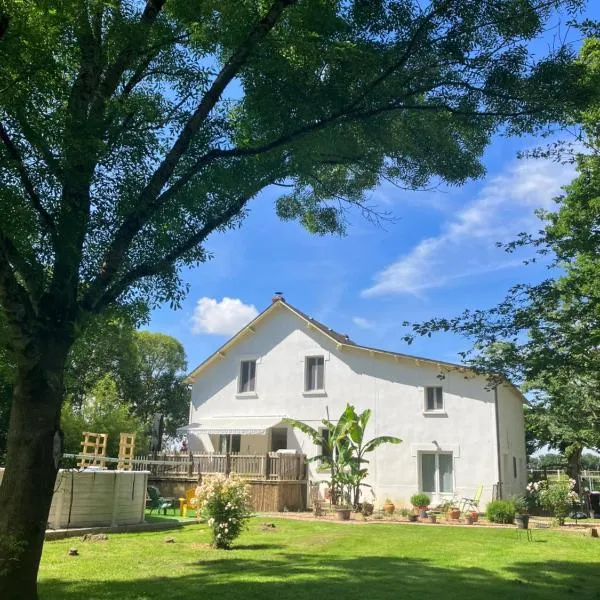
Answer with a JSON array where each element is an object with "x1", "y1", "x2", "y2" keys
[
  {"x1": 194, "y1": 475, "x2": 253, "y2": 549},
  {"x1": 285, "y1": 403, "x2": 401, "y2": 507},
  {"x1": 128, "y1": 331, "x2": 189, "y2": 435},
  {"x1": 410, "y1": 493, "x2": 430, "y2": 507},
  {"x1": 0, "y1": 0, "x2": 594, "y2": 590},
  {"x1": 61, "y1": 374, "x2": 148, "y2": 459},
  {"x1": 537, "y1": 478, "x2": 579, "y2": 525},
  {"x1": 486, "y1": 500, "x2": 516, "y2": 524},
  {"x1": 404, "y1": 39, "x2": 600, "y2": 473}
]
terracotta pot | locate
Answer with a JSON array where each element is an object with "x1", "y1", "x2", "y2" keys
[
  {"x1": 383, "y1": 502, "x2": 395, "y2": 515},
  {"x1": 465, "y1": 515, "x2": 473, "y2": 525},
  {"x1": 469, "y1": 511, "x2": 479, "y2": 523},
  {"x1": 449, "y1": 508, "x2": 460, "y2": 520}
]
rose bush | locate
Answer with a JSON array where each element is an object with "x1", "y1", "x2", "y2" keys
[
  {"x1": 195, "y1": 474, "x2": 252, "y2": 549},
  {"x1": 536, "y1": 478, "x2": 579, "y2": 525}
]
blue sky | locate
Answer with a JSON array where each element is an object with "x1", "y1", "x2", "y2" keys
[{"x1": 148, "y1": 6, "x2": 599, "y2": 375}]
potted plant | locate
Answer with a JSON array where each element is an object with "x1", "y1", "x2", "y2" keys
[
  {"x1": 469, "y1": 510, "x2": 479, "y2": 523},
  {"x1": 398, "y1": 507, "x2": 416, "y2": 522},
  {"x1": 335, "y1": 504, "x2": 352, "y2": 521},
  {"x1": 410, "y1": 493, "x2": 430, "y2": 519},
  {"x1": 428, "y1": 512, "x2": 437, "y2": 524},
  {"x1": 512, "y1": 496, "x2": 529, "y2": 530},
  {"x1": 383, "y1": 498, "x2": 395, "y2": 515},
  {"x1": 445, "y1": 500, "x2": 460, "y2": 520}
]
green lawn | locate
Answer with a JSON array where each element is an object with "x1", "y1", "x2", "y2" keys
[{"x1": 39, "y1": 519, "x2": 600, "y2": 600}]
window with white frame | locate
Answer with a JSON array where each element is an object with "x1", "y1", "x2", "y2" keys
[
  {"x1": 424, "y1": 386, "x2": 444, "y2": 411},
  {"x1": 420, "y1": 452, "x2": 453, "y2": 494},
  {"x1": 305, "y1": 356, "x2": 325, "y2": 391},
  {"x1": 238, "y1": 359, "x2": 256, "y2": 393}
]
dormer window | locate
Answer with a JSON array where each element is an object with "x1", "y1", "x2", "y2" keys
[{"x1": 425, "y1": 386, "x2": 443, "y2": 412}]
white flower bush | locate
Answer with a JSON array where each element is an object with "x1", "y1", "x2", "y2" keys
[{"x1": 195, "y1": 474, "x2": 252, "y2": 549}]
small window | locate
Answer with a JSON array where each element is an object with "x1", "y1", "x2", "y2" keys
[
  {"x1": 513, "y1": 456, "x2": 517, "y2": 479},
  {"x1": 305, "y1": 356, "x2": 324, "y2": 391},
  {"x1": 271, "y1": 428, "x2": 288, "y2": 452},
  {"x1": 219, "y1": 434, "x2": 241, "y2": 453},
  {"x1": 319, "y1": 428, "x2": 331, "y2": 461},
  {"x1": 238, "y1": 360, "x2": 256, "y2": 393},
  {"x1": 425, "y1": 386, "x2": 444, "y2": 411}
]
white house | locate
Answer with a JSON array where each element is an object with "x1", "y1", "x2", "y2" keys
[{"x1": 181, "y1": 295, "x2": 527, "y2": 508}]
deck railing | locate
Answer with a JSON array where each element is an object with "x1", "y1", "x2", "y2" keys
[{"x1": 130, "y1": 452, "x2": 307, "y2": 481}]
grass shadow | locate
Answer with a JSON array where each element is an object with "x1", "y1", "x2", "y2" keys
[{"x1": 40, "y1": 553, "x2": 600, "y2": 600}]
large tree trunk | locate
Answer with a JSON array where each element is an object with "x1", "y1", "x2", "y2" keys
[
  {"x1": 0, "y1": 339, "x2": 70, "y2": 600},
  {"x1": 565, "y1": 445, "x2": 583, "y2": 485}
]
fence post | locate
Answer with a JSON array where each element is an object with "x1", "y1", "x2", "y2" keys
[
  {"x1": 225, "y1": 452, "x2": 231, "y2": 476},
  {"x1": 188, "y1": 451, "x2": 194, "y2": 477},
  {"x1": 263, "y1": 453, "x2": 269, "y2": 479}
]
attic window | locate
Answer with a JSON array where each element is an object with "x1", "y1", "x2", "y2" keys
[
  {"x1": 238, "y1": 360, "x2": 256, "y2": 393},
  {"x1": 425, "y1": 386, "x2": 444, "y2": 411},
  {"x1": 305, "y1": 356, "x2": 324, "y2": 391}
]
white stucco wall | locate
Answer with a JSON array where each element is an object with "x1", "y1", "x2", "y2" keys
[
  {"x1": 497, "y1": 385, "x2": 527, "y2": 499},
  {"x1": 188, "y1": 302, "x2": 525, "y2": 509}
]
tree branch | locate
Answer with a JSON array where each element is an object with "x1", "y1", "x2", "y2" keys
[
  {"x1": 0, "y1": 233, "x2": 38, "y2": 326},
  {"x1": 0, "y1": 121, "x2": 58, "y2": 242},
  {"x1": 93, "y1": 195, "x2": 253, "y2": 310},
  {"x1": 89, "y1": 0, "x2": 168, "y2": 117},
  {"x1": 85, "y1": 0, "x2": 296, "y2": 306}
]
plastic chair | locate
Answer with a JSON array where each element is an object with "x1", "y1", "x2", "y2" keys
[
  {"x1": 146, "y1": 485, "x2": 176, "y2": 515},
  {"x1": 459, "y1": 484, "x2": 483, "y2": 513},
  {"x1": 183, "y1": 487, "x2": 199, "y2": 517}
]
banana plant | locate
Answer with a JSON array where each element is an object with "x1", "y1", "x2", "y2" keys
[
  {"x1": 284, "y1": 404, "x2": 355, "y2": 504},
  {"x1": 345, "y1": 406, "x2": 402, "y2": 507},
  {"x1": 285, "y1": 404, "x2": 401, "y2": 508}
]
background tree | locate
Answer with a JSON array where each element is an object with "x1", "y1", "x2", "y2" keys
[
  {"x1": 128, "y1": 331, "x2": 189, "y2": 436},
  {"x1": 405, "y1": 37, "x2": 600, "y2": 481},
  {"x1": 0, "y1": 1, "x2": 592, "y2": 596},
  {"x1": 61, "y1": 374, "x2": 148, "y2": 460}
]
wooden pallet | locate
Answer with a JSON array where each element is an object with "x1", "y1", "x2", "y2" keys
[
  {"x1": 117, "y1": 432, "x2": 136, "y2": 470},
  {"x1": 78, "y1": 432, "x2": 108, "y2": 468}
]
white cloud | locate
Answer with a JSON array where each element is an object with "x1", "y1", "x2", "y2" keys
[
  {"x1": 362, "y1": 157, "x2": 576, "y2": 298},
  {"x1": 352, "y1": 316, "x2": 375, "y2": 329},
  {"x1": 192, "y1": 297, "x2": 258, "y2": 335}
]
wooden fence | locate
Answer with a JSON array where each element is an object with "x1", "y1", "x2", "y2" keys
[{"x1": 130, "y1": 452, "x2": 307, "y2": 481}]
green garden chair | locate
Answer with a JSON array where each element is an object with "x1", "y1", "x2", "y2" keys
[
  {"x1": 146, "y1": 485, "x2": 176, "y2": 515},
  {"x1": 459, "y1": 484, "x2": 483, "y2": 513}
]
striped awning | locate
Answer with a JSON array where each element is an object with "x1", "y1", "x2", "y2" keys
[{"x1": 177, "y1": 416, "x2": 285, "y2": 436}]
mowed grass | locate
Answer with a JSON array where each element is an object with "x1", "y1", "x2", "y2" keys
[{"x1": 39, "y1": 519, "x2": 600, "y2": 600}]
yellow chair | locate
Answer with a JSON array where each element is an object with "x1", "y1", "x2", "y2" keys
[
  {"x1": 459, "y1": 484, "x2": 483, "y2": 513},
  {"x1": 183, "y1": 488, "x2": 199, "y2": 517}
]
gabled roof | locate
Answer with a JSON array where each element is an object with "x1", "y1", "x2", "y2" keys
[{"x1": 185, "y1": 297, "x2": 499, "y2": 385}]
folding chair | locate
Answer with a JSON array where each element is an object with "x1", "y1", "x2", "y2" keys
[{"x1": 459, "y1": 484, "x2": 483, "y2": 513}]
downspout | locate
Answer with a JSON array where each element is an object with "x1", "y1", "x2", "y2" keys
[{"x1": 493, "y1": 386, "x2": 502, "y2": 499}]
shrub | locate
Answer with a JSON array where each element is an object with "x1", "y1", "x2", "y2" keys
[
  {"x1": 538, "y1": 479, "x2": 579, "y2": 525},
  {"x1": 195, "y1": 474, "x2": 252, "y2": 549},
  {"x1": 410, "y1": 493, "x2": 430, "y2": 507},
  {"x1": 486, "y1": 499, "x2": 516, "y2": 524}
]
